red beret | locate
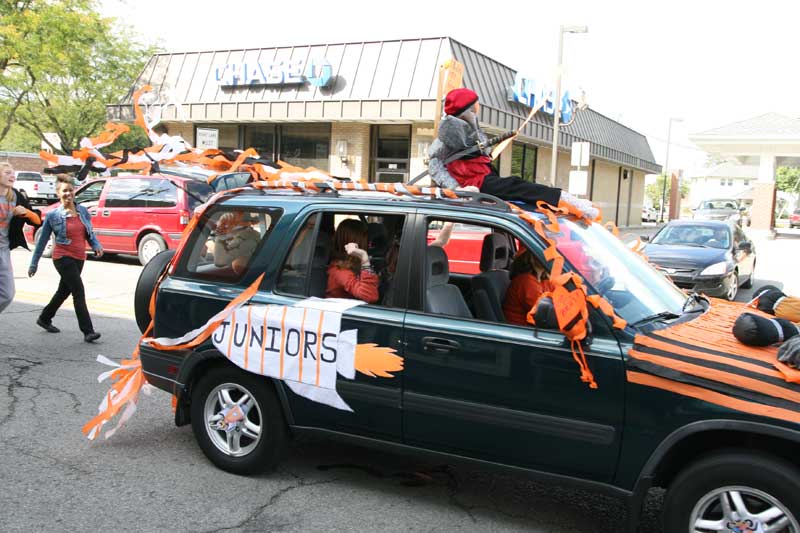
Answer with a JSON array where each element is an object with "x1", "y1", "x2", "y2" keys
[{"x1": 444, "y1": 88, "x2": 479, "y2": 116}]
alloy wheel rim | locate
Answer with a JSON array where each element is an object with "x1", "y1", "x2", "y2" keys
[
  {"x1": 204, "y1": 382, "x2": 262, "y2": 457},
  {"x1": 141, "y1": 240, "x2": 162, "y2": 263},
  {"x1": 727, "y1": 273, "x2": 738, "y2": 301},
  {"x1": 690, "y1": 485, "x2": 798, "y2": 532}
]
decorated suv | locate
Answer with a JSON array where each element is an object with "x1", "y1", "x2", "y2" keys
[{"x1": 116, "y1": 182, "x2": 800, "y2": 533}]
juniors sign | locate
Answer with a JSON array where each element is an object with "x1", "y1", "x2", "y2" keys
[
  {"x1": 211, "y1": 303, "x2": 358, "y2": 411},
  {"x1": 215, "y1": 58, "x2": 333, "y2": 88}
]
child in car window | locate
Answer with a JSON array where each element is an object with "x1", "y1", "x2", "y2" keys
[
  {"x1": 503, "y1": 248, "x2": 554, "y2": 326},
  {"x1": 326, "y1": 219, "x2": 379, "y2": 303}
]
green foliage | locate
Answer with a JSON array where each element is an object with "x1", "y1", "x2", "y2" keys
[
  {"x1": 0, "y1": 124, "x2": 39, "y2": 152},
  {"x1": 1, "y1": 0, "x2": 157, "y2": 152},
  {"x1": 645, "y1": 173, "x2": 690, "y2": 210},
  {"x1": 105, "y1": 124, "x2": 151, "y2": 153},
  {"x1": 776, "y1": 166, "x2": 800, "y2": 195}
]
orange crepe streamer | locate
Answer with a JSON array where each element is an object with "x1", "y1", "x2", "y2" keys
[{"x1": 354, "y1": 344, "x2": 404, "y2": 378}]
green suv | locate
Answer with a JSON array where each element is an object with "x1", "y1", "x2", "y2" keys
[{"x1": 136, "y1": 187, "x2": 800, "y2": 532}]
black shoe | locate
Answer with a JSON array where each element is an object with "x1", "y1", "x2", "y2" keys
[
  {"x1": 84, "y1": 332, "x2": 101, "y2": 343},
  {"x1": 36, "y1": 318, "x2": 60, "y2": 333}
]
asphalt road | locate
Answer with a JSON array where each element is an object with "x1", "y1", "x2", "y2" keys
[{"x1": 3, "y1": 228, "x2": 798, "y2": 532}]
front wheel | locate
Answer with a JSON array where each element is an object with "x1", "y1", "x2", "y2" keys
[
  {"x1": 663, "y1": 451, "x2": 800, "y2": 533},
  {"x1": 190, "y1": 364, "x2": 287, "y2": 475},
  {"x1": 725, "y1": 271, "x2": 739, "y2": 301}
]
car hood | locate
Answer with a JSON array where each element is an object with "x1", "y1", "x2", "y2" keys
[{"x1": 643, "y1": 243, "x2": 730, "y2": 269}]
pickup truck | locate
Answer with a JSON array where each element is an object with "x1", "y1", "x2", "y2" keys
[{"x1": 14, "y1": 171, "x2": 57, "y2": 205}]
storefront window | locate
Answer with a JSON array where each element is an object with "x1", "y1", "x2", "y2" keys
[
  {"x1": 244, "y1": 126, "x2": 276, "y2": 160},
  {"x1": 280, "y1": 123, "x2": 331, "y2": 170},
  {"x1": 511, "y1": 143, "x2": 536, "y2": 182}
]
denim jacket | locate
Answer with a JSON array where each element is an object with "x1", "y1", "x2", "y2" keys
[{"x1": 30, "y1": 204, "x2": 101, "y2": 270}]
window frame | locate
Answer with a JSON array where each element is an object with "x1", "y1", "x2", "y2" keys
[
  {"x1": 173, "y1": 205, "x2": 282, "y2": 285},
  {"x1": 273, "y1": 206, "x2": 415, "y2": 310},
  {"x1": 410, "y1": 211, "x2": 614, "y2": 337}
]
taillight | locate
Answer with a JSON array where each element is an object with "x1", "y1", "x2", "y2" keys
[
  {"x1": 33, "y1": 183, "x2": 39, "y2": 191},
  {"x1": 179, "y1": 209, "x2": 190, "y2": 225}
]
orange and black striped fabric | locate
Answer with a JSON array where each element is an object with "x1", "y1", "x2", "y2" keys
[{"x1": 627, "y1": 298, "x2": 800, "y2": 424}]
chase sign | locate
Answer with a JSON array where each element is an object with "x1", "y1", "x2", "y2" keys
[
  {"x1": 216, "y1": 58, "x2": 333, "y2": 88},
  {"x1": 508, "y1": 72, "x2": 573, "y2": 123}
]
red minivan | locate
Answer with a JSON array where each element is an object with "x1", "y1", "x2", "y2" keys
[{"x1": 25, "y1": 173, "x2": 213, "y2": 265}]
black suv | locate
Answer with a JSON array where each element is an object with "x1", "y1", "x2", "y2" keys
[{"x1": 136, "y1": 187, "x2": 800, "y2": 532}]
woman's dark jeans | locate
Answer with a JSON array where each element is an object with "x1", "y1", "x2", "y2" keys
[{"x1": 39, "y1": 257, "x2": 94, "y2": 334}]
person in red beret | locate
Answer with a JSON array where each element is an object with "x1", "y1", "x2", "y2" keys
[{"x1": 428, "y1": 88, "x2": 598, "y2": 219}]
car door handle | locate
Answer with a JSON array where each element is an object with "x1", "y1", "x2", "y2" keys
[
  {"x1": 102, "y1": 210, "x2": 110, "y2": 217},
  {"x1": 89, "y1": 210, "x2": 97, "y2": 216},
  {"x1": 421, "y1": 337, "x2": 461, "y2": 353}
]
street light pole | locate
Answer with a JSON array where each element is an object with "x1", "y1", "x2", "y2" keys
[
  {"x1": 549, "y1": 25, "x2": 588, "y2": 187},
  {"x1": 659, "y1": 117, "x2": 683, "y2": 223}
]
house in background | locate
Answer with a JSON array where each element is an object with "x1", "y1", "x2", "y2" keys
[{"x1": 685, "y1": 161, "x2": 758, "y2": 212}]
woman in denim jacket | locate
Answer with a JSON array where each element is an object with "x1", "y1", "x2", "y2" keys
[{"x1": 28, "y1": 175, "x2": 104, "y2": 342}]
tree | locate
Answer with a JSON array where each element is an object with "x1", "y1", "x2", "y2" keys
[
  {"x1": 0, "y1": 0, "x2": 156, "y2": 153},
  {"x1": 645, "y1": 173, "x2": 690, "y2": 211},
  {"x1": 776, "y1": 166, "x2": 800, "y2": 204}
]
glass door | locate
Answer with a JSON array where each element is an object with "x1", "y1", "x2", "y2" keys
[{"x1": 372, "y1": 125, "x2": 410, "y2": 183}]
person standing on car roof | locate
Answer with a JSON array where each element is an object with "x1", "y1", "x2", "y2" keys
[
  {"x1": 428, "y1": 88, "x2": 599, "y2": 220},
  {"x1": 28, "y1": 175, "x2": 103, "y2": 342},
  {"x1": 0, "y1": 162, "x2": 42, "y2": 313}
]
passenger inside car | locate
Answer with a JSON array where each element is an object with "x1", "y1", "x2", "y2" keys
[
  {"x1": 213, "y1": 212, "x2": 263, "y2": 275},
  {"x1": 325, "y1": 219, "x2": 380, "y2": 303},
  {"x1": 503, "y1": 248, "x2": 554, "y2": 327}
]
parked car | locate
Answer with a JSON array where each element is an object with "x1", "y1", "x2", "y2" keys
[
  {"x1": 642, "y1": 219, "x2": 756, "y2": 300},
  {"x1": 133, "y1": 186, "x2": 800, "y2": 531},
  {"x1": 641, "y1": 205, "x2": 658, "y2": 223},
  {"x1": 791, "y1": 208, "x2": 800, "y2": 229},
  {"x1": 25, "y1": 173, "x2": 213, "y2": 265},
  {"x1": 14, "y1": 170, "x2": 57, "y2": 205},
  {"x1": 692, "y1": 198, "x2": 745, "y2": 224}
]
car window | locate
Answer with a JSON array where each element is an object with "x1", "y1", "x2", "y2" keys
[
  {"x1": 652, "y1": 224, "x2": 730, "y2": 249},
  {"x1": 275, "y1": 210, "x2": 406, "y2": 307},
  {"x1": 16, "y1": 172, "x2": 42, "y2": 181},
  {"x1": 426, "y1": 222, "x2": 492, "y2": 275},
  {"x1": 75, "y1": 181, "x2": 105, "y2": 205},
  {"x1": 178, "y1": 207, "x2": 280, "y2": 283},
  {"x1": 105, "y1": 178, "x2": 178, "y2": 208},
  {"x1": 185, "y1": 180, "x2": 214, "y2": 210}
]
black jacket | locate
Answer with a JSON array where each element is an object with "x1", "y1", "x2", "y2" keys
[{"x1": 8, "y1": 189, "x2": 41, "y2": 251}]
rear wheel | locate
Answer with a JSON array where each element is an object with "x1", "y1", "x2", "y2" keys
[
  {"x1": 663, "y1": 451, "x2": 800, "y2": 532},
  {"x1": 190, "y1": 365, "x2": 286, "y2": 475},
  {"x1": 137, "y1": 233, "x2": 167, "y2": 266},
  {"x1": 133, "y1": 249, "x2": 174, "y2": 333}
]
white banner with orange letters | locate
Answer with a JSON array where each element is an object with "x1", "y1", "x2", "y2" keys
[{"x1": 211, "y1": 301, "x2": 362, "y2": 411}]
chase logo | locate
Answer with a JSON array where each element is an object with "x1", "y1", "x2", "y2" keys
[{"x1": 306, "y1": 58, "x2": 333, "y2": 88}]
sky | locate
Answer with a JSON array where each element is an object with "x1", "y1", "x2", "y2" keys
[{"x1": 99, "y1": 0, "x2": 799, "y2": 175}]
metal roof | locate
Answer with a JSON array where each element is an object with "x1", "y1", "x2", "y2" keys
[{"x1": 109, "y1": 37, "x2": 659, "y2": 173}]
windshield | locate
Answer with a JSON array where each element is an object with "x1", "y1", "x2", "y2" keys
[
  {"x1": 699, "y1": 200, "x2": 738, "y2": 210},
  {"x1": 651, "y1": 224, "x2": 730, "y2": 249},
  {"x1": 547, "y1": 217, "x2": 686, "y2": 325}
]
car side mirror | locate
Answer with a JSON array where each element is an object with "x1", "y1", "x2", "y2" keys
[
  {"x1": 738, "y1": 241, "x2": 752, "y2": 253},
  {"x1": 640, "y1": 235, "x2": 650, "y2": 242}
]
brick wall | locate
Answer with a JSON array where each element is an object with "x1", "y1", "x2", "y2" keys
[
  {"x1": 0, "y1": 152, "x2": 45, "y2": 173},
  {"x1": 330, "y1": 123, "x2": 371, "y2": 180},
  {"x1": 751, "y1": 182, "x2": 776, "y2": 230}
]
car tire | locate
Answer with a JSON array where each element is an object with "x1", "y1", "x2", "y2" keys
[
  {"x1": 133, "y1": 249, "x2": 174, "y2": 334},
  {"x1": 190, "y1": 364, "x2": 287, "y2": 475},
  {"x1": 725, "y1": 271, "x2": 739, "y2": 301},
  {"x1": 662, "y1": 451, "x2": 800, "y2": 533},
  {"x1": 742, "y1": 261, "x2": 755, "y2": 289},
  {"x1": 137, "y1": 233, "x2": 167, "y2": 266},
  {"x1": 34, "y1": 228, "x2": 54, "y2": 259}
]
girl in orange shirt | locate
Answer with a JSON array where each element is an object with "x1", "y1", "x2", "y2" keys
[
  {"x1": 325, "y1": 219, "x2": 379, "y2": 303},
  {"x1": 503, "y1": 249, "x2": 553, "y2": 327}
]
